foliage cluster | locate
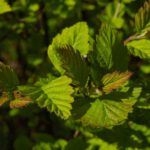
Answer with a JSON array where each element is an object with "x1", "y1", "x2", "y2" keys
[{"x1": 0, "y1": 0, "x2": 150, "y2": 149}]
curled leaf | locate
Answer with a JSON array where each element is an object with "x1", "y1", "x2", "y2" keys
[
  {"x1": 102, "y1": 71, "x2": 132, "y2": 93},
  {"x1": 10, "y1": 98, "x2": 32, "y2": 109}
]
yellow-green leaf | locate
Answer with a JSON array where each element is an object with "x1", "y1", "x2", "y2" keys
[
  {"x1": 48, "y1": 22, "x2": 90, "y2": 73},
  {"x1": 127, "y1": 39, "x2": 150, "y2": 59},
  {"x1": 19, "y1": 76, "x2": 74, "y2": 119},
  {"x1": 0, "y1": 0, "x2": 11, "y2": 14}
]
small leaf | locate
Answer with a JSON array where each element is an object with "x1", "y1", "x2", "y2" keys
[
  {"x1": 48, "y1": 22, "x2": 90, "y2": 73},
  {"x1": 0, "y1": 62, "x2": 19, "y2": 91},
  {"x1": 57, "y1": 45, "x2": 89, "y2": 87},
  {"x1": 127, "y1": 39, "x2": 150, "y2": 59},
  {"x1": 102, "y1": 71, "x2": 132, "y2": 93},
  {"x1": 135, "y1": 0, "x2": 150, "y2": 32},
  {"x1": 0, "y1": 0, "x2": 11, "y2": 14},
  {"x1": 10, "y1": 98, "x2": 32, "y2": 108}
]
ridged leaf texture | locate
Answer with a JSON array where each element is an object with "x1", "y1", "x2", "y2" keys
[
  {"x1": 0, "y1": 62, "x2": 19, "y2": 91},
  {"x1": 96, "y1": 24, "x2": 117, "y2": 70},
  {"x1": 73, "y1": 87, "x2": 142, "y2": 128},
  {"x1": 19, "y1": 76, "x2": 74, "y2": 119},
  {"x1": 57, "y1": 45, "x2": 89, "y2": 87},
  {"x1": 48, "y1": 22, "x2": 90, "y2": 73},
  {"x1": 127, "y1": 39, "x2": 150, "y2": 59},
  {"x1": 0, "y1": 0, "x2": 11, "y2": 14},
  {"x1": 102, "y1": 71, "x2": 132, "y2": 93},
  {"x1": 135, "y1": 0, "x2": 150, "y2": 32},
  {"x1": 95, "y1": 24, "x2": 128, "y2": 71}
]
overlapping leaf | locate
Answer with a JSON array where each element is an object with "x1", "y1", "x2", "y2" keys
[
  {"x1": 48, "y1": 22, "x2": 90, "y2": 73},
  {"x1": 96, "y1": 24, "x2": 117, "y2": 70},
  {"x1": 102, "y1": 71, "x2": 132, "y2": 93},
  {"x1": 126, "y1": 1, "x2": 150, "y2": 58},
  {"x1": 0, "y1": 62, "x2": 19, "y2": 91},
  {"x1": 73, "y1": 87, "x2": 142, "y2": 128},
  {"x1": 56, "y1": 45, "x2": 89, "y2": 87},
  {"x1": 0, "y1": 0, "x2": 11, "y2": 14},
  {"x1": 127, "y1": 39, "x2": 150, "y2": 59},
  {"x1": 95, "y1": 24, "x2": 128, "y2": 71},
  {"x1": 135, "y1": 0, "x2": 150, "y2": 32},
  {"x1": 19, "y1": 76, "x2": 74, "y2": 119}
]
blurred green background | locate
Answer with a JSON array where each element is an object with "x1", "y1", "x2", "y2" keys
[{"x1": 0, "y1": 0, "x2": 150, "y2": 149}]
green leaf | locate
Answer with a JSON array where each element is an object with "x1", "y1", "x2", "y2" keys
[
  {"x1": 42, "y1": 76, "x2": 74, "y2": 119},
  {"x1": 0, "y1": 0, "x2": 11, "y2": 14},
  {"x1": 19, "y1": 76, "x2": 74, "y2": 119},
  {"x1": 74, "y1": 99, "x2": 133, "y2": 128},
  {"x1": 96, "y1": 24, "x2": 117, "y2": 70},
  {"x1": 32, "y1": 142, "x2": 52, "y2": 150},
  {"x1": 72, "y1": 87, "x2": 142, "y2": 128},
  {"x1": 137, "y1": 105, "x2": 150, "y2": 109},
  {"x1": 87, "y1": 138, "x2": 118, "y2": 150},
  {"x1": 0, "y1": 62, "x2": 19, "y2": 91},
  {"x1": 140, "y1": 64, "x2": 150, "y2": 74},
  {"x1": 56, "y1": 45, "x2": 89, "y2": 87},
  {"x1": 53, "y1": 139, "x2": 68, "y2": 150},
  {"x1": 48, "y1": 22, "x2": 90, "y2": 73},
  {"x1": 129, "y1": 121, "x2": 150, "y2": 139},
  {"x1": 102, "y1": 71, "x2": 132, "y2": 93},
  {"x1": 135, "y1": 0, "x2": 150, "y2": 32},
  {"x1": 127, "y1": 39, "x2": 150, "y2": 59},
  {"x1": 88, "y1": 51, "x2": 107, "y2": 86},
  {"x1": 95, "y1": 24, "x2": 128, "y2": 71}
]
